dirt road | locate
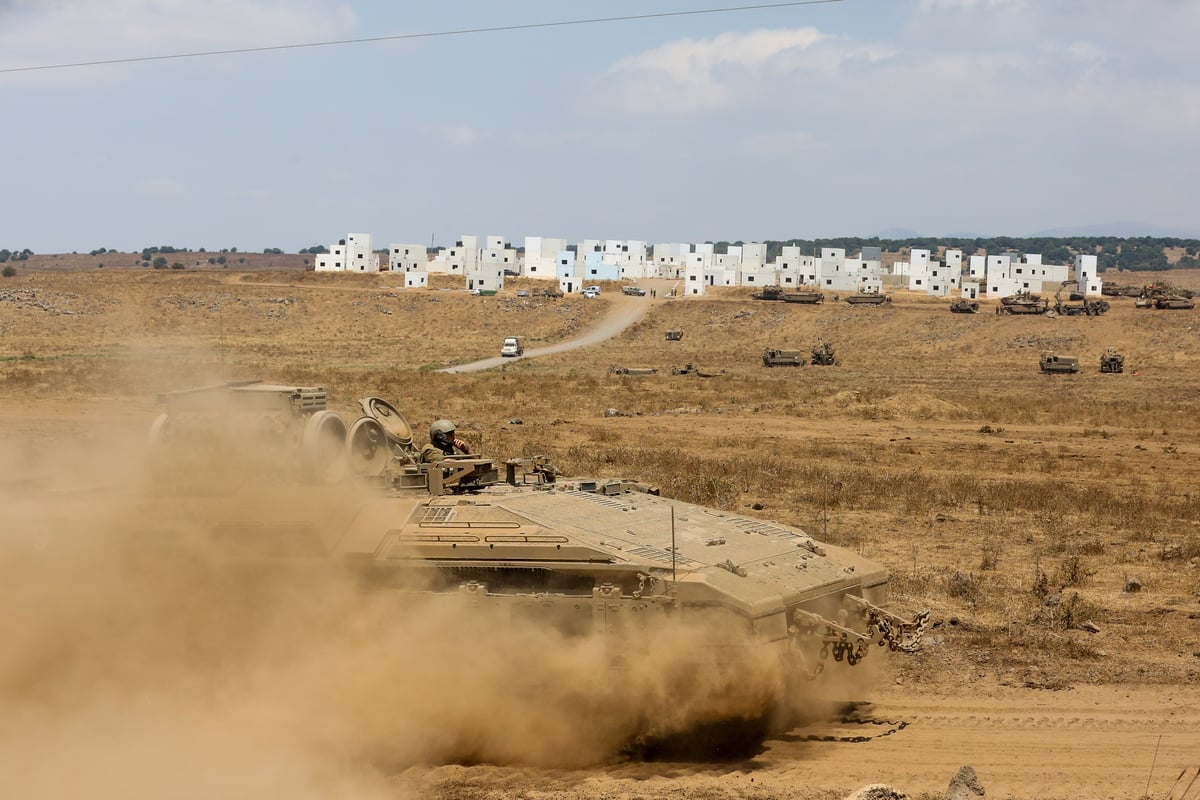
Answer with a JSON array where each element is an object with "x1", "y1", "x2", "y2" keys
[
  {"x1": 441, "y1": 288, "x2": 671, "y2": 373},
  {"x1": 399, "y1": 683, "x2": 1200, "y2": 800}
]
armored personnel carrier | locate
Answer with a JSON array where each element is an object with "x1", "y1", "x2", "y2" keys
[
  {"x1": 761, "y1": 348, "x2": 806, "y2": 367},
  {"x1": 665, "y1": 329, "x2": 684, "y2": 341},
  {"x1": 1040, "y1": 353, "x2": 1079, "y2": 374},
  {"x1": 136, "y1": 382, "x2": 930, "y2": 750},
  {"x1": 949, "y1": 299, "x2": 979, "y2": 314}
]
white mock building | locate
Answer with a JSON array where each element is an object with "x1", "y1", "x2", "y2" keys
[
  {"x1": 388, "y1": 243, "x2": 426, "y2": 274},
  {"x1": 557, "y1": 250, "x2": 582, "y2": 294},
  {"x1": 523, "y1": 236, "x2": 567, "y2": 279},
  {"x1": 314, "y1": 232, "x2": 379, "y2": 273},
  {"x1": 1075, "y1": 254, "x2": 1102, "y2": 296},
  {"x1": 652, "y1": 243, "x2": 688, "y2": 278},
  {"x1": 815, "y1": 247, "x2": 883, "y2": 293},
  {"x1": 777, "y1": 246, "x2": 819, "y2": 287}
]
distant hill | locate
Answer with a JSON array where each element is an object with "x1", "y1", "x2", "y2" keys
[
  {"x1": 873, "y1": 227, "x2": 922, "y2": 239},
  {"x1": 1031, "y1": 222, "x2": 1200, "y2": 238}
]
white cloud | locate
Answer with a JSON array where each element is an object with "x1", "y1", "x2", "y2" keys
[{"x1": 598, "y1": 27, "x2": 827, "y2": 112}]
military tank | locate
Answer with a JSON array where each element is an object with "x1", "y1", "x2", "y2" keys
[
  {"x1": 751, "y1": 285, "x2": 786, "y2": 301},
  {"x1": 137, "y1": 381, "x2": 930, "y2": 752},
  {"x1": 843, "y1": 291, "x2": 891, "y2": 305},
  {"x1": 780, "y1": 288, "x2": 825, "y2": 304}
]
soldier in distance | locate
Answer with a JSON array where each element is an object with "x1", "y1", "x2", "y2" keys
[{"x1": 420, "y1": 419, "x2": 472, "y2": 463}]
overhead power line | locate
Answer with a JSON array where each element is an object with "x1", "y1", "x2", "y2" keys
[{"x1": 1, "y1": 0, "x2": 844, "y2": 74}]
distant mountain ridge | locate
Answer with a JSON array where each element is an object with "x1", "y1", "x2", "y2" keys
[
  {"x1": 873, "y1": 223, "x2": 1200, "y2": 240},
  {"x1": 1030, "y1": 222, "x2": 1200, "y2": 238}
]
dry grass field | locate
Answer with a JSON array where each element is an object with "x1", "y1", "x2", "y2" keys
[{"x1": 2, "y1": 261, "x2": 1199, "y2": 800}]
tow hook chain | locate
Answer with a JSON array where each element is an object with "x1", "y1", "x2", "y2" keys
[
  {"x1": 789, "y1": 716, "x2": 910, "y2": 743},
  {"x1": 869, "y1": 608, "x2": 932, "y2": 653}
]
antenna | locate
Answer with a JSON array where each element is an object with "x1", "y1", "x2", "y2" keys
[
  {"x1": 1145, "y1": 734, "x2": 1162, "y2": 800},
  {"x1": 671, "y1": 504, "x2": 677, "y2": 584}
]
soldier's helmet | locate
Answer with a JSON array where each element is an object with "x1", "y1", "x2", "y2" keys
[{"x1": 430, "y1": 419, "x2": 456, "y2": 447}]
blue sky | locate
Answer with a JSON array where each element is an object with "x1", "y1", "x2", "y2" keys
[{"x1": 2, "y1": 0, "x2": 1198, "y2": 253}]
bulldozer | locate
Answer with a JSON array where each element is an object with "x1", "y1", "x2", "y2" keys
[{"x1": 134, "y1": 380, "x2": 931, "y2": 753}]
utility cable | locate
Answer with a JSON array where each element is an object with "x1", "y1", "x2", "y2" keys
[{"x1": 1, "y1": 0, "x2": 844, "y2": 74}]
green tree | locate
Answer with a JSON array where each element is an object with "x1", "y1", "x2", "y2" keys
[{"x1": 2, "y1": 265, "x2": 17, "y2": 277}]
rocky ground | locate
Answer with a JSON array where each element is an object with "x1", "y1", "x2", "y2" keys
[{"x1": 1, "y1": 262, "x2": 1198, "y2": 800}]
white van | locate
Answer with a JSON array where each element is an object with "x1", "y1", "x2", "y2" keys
[{"x1": 500, "y1": 336, "x2": 524, "y2": 357}]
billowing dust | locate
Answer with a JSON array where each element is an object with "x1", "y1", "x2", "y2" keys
[{"x1": 0, "y1": 417, "x2": 869, "y2": 798}]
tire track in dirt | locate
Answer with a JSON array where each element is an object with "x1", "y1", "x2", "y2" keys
[{"x1": 441, "y1": 291, "x2": 670, "y2": 374}]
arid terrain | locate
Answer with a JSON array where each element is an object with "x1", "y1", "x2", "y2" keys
[{"x1": 1, "y1": 260, "x2": 1199, "y2": 800}]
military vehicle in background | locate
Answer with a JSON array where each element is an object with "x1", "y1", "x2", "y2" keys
[
  {"x1": 762, "y1": 348, "x2": 807, "y2": 367},
  {"x1": 1099, "y1": 348, "x2": 1125, "y2": 374},
  {"x1": 531, "y1": 286, "x2": 563, "y2": 299},
  {"x1": 1039, "y1": 353, "x2": 1080, "y2": 374},
  {"x1": 949, "y1": 299, "x2": 980, "y2": 314},
  {"x1": 1102, "y1": 281, "x2": 1142, "y2": 297},
  {"x1": 750, "y1": 286, "x2": 823, "y2": 303},
  {"x1": 1053, "y1": 281, "x2": 1110, "y2": 316},
  {"x1": 136, "y1": 381, "x2": 931, "y2": 751},
  {"x1": 609, "y1": 366, "x2": 658, "y2": 376},
  {"x1": 672, "y1": 363, "x2": 723, "y2": 377},
  {"x1": 1136, "y1": 282, "x2": 1194, "y2": 309},
  {"x1": 665, "y1": 329, "x2": 684, "y2": 341},
  {"x1": 843, "y1": 291, "x2": 891, "y2": 305},
  {"x1": 810, "y1": 340, "x2": 837, "y2": 366},
  {"x1": 781, "y1": 287, "x2": 825, "y2": 304},
  {"x1": 1155, "y1": 296, "x2": 1196, "y2": 309},
  {"x1": 996, "y1": 291, "x2": 1049, "y2": 315},
  {"x1": 751, "y1": 285, "x2": 786, "y2": 301}
]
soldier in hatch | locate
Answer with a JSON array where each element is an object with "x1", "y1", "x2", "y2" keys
[{"x1": 420, "y1": 419, "x2": 472, "y2": 463}]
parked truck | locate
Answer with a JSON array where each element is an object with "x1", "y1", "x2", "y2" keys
[{"x1": 500, "y1": 336, "x2": 525, "y2": 357}]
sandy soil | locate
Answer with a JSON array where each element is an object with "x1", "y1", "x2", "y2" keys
[{"x1": 2, "y1": 264, "x2": 1199, "y2": 800}]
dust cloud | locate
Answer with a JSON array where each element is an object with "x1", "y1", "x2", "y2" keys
[{"x1": 0, "y1": 414, "x2": 867, "y2": 798}]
